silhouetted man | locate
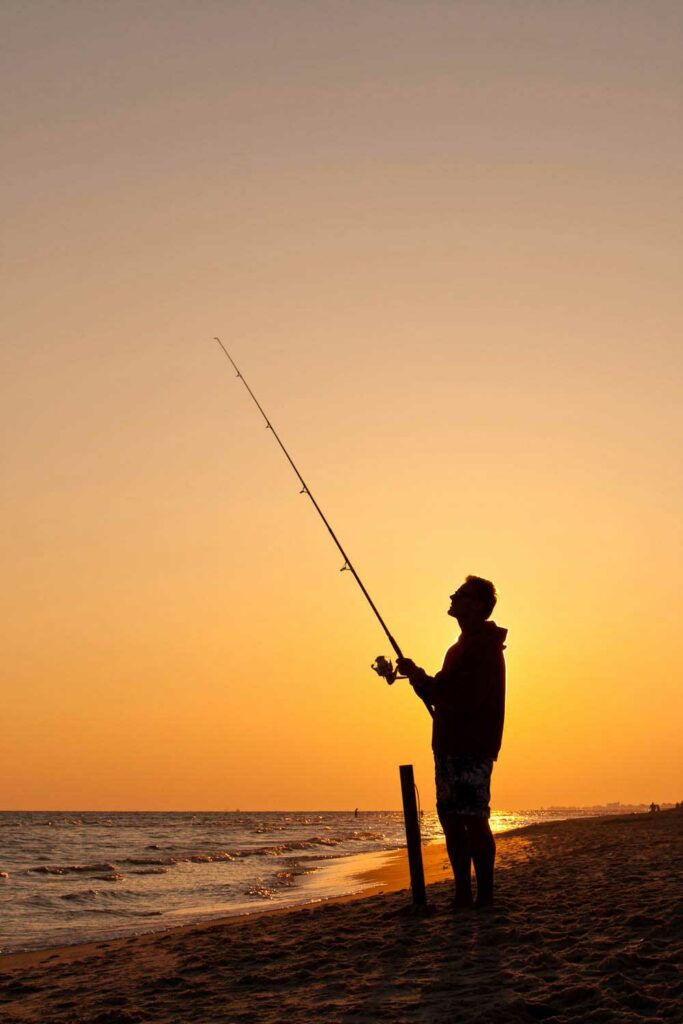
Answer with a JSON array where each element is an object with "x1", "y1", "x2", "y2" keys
[{"x1": 397, "y1": 576, "x2": 506, "y2": 909}]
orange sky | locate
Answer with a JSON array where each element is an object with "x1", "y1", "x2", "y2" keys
[{"x1": 3, "y1": 2, "x2": 682, "y2": 810}]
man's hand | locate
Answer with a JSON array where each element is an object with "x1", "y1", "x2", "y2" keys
[{"x1": 396, "y1": 657, "x2": 419, "y2": 678}]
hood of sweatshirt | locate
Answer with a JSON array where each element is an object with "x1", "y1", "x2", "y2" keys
[{"x1": 463, "y1": 620, "x2": 508, "y2": 649}]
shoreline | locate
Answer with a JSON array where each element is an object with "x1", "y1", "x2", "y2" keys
[
  {"x1": 1, "y1": 810, "x2": 680, "y2": 1023},
  {"x1": 0, "y1": 838, "x2": 452, "y2": 970},
  {"x1": 1, "y1": 808, "x2": 644, "y2": 962},
  {"x1": 0, "y1": 810, "x2": 655, "y2": 969},
  {"x1": 0, "y1": 813, "x2": 571, "y2": 967}
]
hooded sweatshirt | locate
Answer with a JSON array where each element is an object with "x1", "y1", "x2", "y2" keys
[{"x1": 412, "y1": 621, "x2": 507, "y2": 760}]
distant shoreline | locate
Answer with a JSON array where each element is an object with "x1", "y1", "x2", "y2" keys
[{"x1": 0, "y1": 804, "x2": 666, "y2": 814}]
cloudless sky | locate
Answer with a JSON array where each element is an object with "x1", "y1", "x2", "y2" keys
[{"x1": 3, "y1": 1, "x2": 681, "y2": 810}]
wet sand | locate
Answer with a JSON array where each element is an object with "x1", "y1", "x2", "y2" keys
[{"x1": 1, "y1": 810, "x2": 681, "y2": 1023}]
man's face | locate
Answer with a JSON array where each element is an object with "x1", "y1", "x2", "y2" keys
[{"x1": 448, "y1": 583, "x2": 482, "y2": 620}]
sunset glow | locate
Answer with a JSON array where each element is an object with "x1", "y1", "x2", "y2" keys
[{"x1": 3, "y1": 1, "x2": 681, "y2": 811}]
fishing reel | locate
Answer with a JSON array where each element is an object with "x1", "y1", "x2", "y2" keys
[{"x1": 371, "y1": 655, "x2": 400, "y2": 685}]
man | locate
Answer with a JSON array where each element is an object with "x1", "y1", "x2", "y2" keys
[{"x1": 397, "y1": 576, "x2": 507, "y2": 909}]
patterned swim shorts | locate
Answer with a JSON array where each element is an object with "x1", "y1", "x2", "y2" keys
[{"x1": 434, "y1": 754, "x2": 494, "y2": 818}]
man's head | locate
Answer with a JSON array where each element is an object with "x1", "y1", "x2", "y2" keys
[{"x1": 448, "y1": 575, "x2": 497, "y2": 626}]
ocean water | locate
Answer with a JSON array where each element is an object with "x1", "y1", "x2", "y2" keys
[{"x1": 0, "y1": 808, "x2": 608, "y2": 955}]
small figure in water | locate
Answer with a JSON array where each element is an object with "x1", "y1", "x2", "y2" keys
[
  {"x1": 354, "y1": 808, "x2": 359, "y2": 818},
  {"x1": 398, "y1": 576, "x2": 506, "y2": 910}
]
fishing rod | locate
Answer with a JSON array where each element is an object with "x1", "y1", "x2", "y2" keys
[{"x1": 214, "y1": 338, "x2": 433, "y2": 718}]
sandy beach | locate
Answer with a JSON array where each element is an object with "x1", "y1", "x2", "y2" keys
[{"x1": 1, "y1": 810, "x2": 680, "y2": 1023}]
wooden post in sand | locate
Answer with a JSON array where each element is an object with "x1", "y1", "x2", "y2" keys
[{"x1": 399, "y1": 764, "x2": 427, "y2": 906}]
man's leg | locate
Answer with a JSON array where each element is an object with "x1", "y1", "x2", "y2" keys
[
  {"x1": 440, "y1": 811, "x2": 473, "y2": 907},
  {"x1": 465, "y1": 814, "x2": 496, "y2": 907}
]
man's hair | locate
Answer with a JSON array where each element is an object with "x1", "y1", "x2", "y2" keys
[{"x1": 464, "y1": 575, "x2": 498, "y2": 618}]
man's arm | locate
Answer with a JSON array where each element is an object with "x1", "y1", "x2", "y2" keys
[
  {"x1": 396, "y1": 658, "x2": 438, "y2": 704},
  {"x1": 398, "y1": 647, "x2": 503, "y2": 711}
]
